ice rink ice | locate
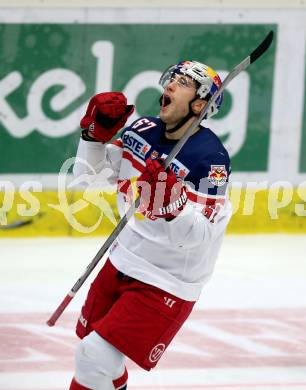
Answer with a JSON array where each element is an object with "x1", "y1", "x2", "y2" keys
[{"x1": 1, "y1": 234, "x2": 306, "y2": 390}]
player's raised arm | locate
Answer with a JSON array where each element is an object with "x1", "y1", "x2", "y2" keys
[{"x1": 73, "y1": 92, "x2": 134, "y2": 181}]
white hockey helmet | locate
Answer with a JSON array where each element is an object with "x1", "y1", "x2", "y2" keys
[{"x1": 159, "y1": 60, "x2": 223, "y2": 118}]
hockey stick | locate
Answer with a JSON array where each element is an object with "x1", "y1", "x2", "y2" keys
[
  {"x1": 0, "y1": 219, "x2": 33, "y2": 230},
  {"x1": 47, "y1": 30, "x2": 273, "y2": 327},
  {"x1": 0, "y1": 213, "x2": 44, "y2": 230}
]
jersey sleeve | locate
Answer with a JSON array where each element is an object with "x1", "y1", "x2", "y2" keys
[
  {"x1": 186, "y1": 151, "x2": 231, "y2": 222},
  {"x1": 73, "y1": 135, "x2": 124, "y2": 186},
  {"x1": 163, "y1": 151, "x2": 232, "y2": 249}
]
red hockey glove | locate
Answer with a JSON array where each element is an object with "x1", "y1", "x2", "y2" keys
[
  {"x1": 80, "y1": 92, "x2": 134, "y2": 143},
  {"x1": 137, "y1": 158, "x2": 187, "y2": 220}
]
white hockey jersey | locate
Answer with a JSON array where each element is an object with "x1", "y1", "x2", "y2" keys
[{"x1": 74, "y1": 116, "x2": 232, "y2": 301}]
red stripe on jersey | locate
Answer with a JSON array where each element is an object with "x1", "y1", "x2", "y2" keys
[
  {"x1": 122, "y1": 150, "x2": 145, "y2": 173},
  {"x1": 69, "y1": 378, "x2": 91, "y2": 390},
  {"x1": 187, "y1": 190, "x2": 225, "y2": 205},
  {"x1": 118, "y1": 179, "x2": 132, "y2": 195},
  {"x1": 113, "y1": 367, "x2": 128, "y2": 389},
  {"x1": 187, "y1": 190, "x2": 226, "y2": 222},
  {"x1": 117, "y1": 179, "x2": 135, "y2": 203},
  {"x1": 112, "y1": 139, "x2": 123, "y2": 148}
]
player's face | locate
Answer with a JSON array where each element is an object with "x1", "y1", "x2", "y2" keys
[{"x1": 159, "y1": 74, "x2": 197, "y2": 128}]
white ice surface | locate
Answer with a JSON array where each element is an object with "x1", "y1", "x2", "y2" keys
[
  {"x1": 1, "y1": 235, "x2": 305, "y2": 312},
  {"x1": 0, "y1": 235, "x2": 306, "y2": 390}
]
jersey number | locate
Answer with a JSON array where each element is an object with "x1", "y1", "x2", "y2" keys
[{"x1": 132, "y1": 118, "x2": 157, "y2": 132}]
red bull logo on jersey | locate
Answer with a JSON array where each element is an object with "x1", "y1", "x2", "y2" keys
[
  {"x1": 151, "y1": 150, "x2": 159, "y2": 160},
  {"x1": 122, "y1": 131, "x2": 152, "y2": 160},
  {"x1": 208, "y1": 165, "x2": 228, "y2": 187},
  {"x1": 161, "y1": 153, "x2": 190, "y2": 178}
]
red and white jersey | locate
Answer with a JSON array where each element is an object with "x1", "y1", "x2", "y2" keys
[{"x1": 74, "y1": 117, "x2": 232, "y2": 301}]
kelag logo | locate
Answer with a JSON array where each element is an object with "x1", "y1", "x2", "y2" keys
[{"x1": 0, "y1": 24, "x2": 275, "y2": 174}]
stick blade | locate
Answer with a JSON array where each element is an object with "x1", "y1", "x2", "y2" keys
[
  {"x1": 250, "y1": 30, "x2": 274, "y2": 64},
  {"x1": 46, "y1": 293, "x2": 74, "y2": 327}
]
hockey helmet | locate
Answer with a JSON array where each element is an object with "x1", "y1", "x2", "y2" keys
[{"x1": 159, "y1": 60, "x2": 223, "y2": 118}]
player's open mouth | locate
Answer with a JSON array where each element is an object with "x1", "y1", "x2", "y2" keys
[{"x1": 162, "y1": 94, "x2": 172, "y2": 108}]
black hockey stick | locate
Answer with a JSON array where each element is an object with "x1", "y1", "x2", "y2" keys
[
  {"x1": 47, "y1": 30, "x2": 273, "y2": 326},
  {"x1": 0, "y1": 213, "x2": 44, "y2": 230},
  {"x1": 0, "y1": 219, "x2": 32, "y2": 230}
]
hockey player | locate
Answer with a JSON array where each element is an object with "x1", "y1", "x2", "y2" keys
[{"x1": 69, "y1": 60, "x2": 232, "y2": 390}]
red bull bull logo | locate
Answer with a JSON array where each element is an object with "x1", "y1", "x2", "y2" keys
[
  {"x1": 213, "y1": 74, "x2": 222, "y2": 88},
  {"x1": 207, "y1": 66, "x2": 222, "y2": 88},
  {"x1": 208, "y1": 165, "x2": 228, "y2": 187},
  {"x1": 151, "y1": 150, "x2": 159, "y2": 160}
]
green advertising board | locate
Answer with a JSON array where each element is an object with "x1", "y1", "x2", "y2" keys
[
  {"x1": 0, "y1": 24, "x2": 275, "y2": 173},
  {"x1": 300, "y1": 47, "x2": 306, "y2": 173}
]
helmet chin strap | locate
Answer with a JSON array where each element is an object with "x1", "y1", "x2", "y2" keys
[{"x1": 159, "y1": 95, "x2": 198, "y2": 134}]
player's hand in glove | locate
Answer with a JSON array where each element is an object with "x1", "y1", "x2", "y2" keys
[
  {"x1": 137, "y1": 158, "x2": 188, "y2": 220},
  {"x1": 80, "y1": 92, "x2": 134, "y2": 143}
]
